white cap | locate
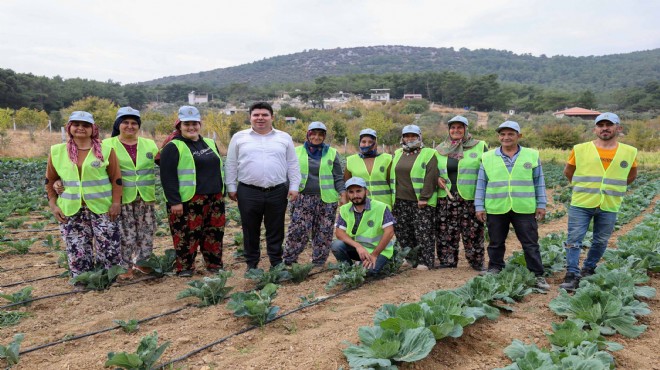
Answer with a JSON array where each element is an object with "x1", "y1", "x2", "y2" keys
[
  {"x1": 178, "y1": 106, "x2": 201, "y2": 122},
  {"x1": 402, "y1": 125, "x2": 422, "y2": 136},
  {"x1": 448, "y1": 115, "x2": 468, "y2": 126},
  {"x1": 69, "y1": 111, "x2": 95, "y2": 124},
  {"x1": 496, "y1": 121, "x2": 521, "y2": 133},
  {"x1": 116, "y1": 106, "x2": 140, "y2": 119},
  {"x1": 359, "y1": 128, "x2": 377, "y2": 138},
  {"x1": 345, "y1": 177, "x2": 368, "y2": 189},
  {"x1": 595, "y1": 112, "x2": 620, "y2": 125},
  {"x1": 308, "y1": 121, "x2": 327, "y2": 131}
]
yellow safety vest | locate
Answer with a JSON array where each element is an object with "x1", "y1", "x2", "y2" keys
[
  {"x1": 339, "y1": 199, "x2": 393, "y2": 259},
  {"x1": 168, "y1": 138, "x2": 225, "y2": 203},
  {"x1": 296, "y1": 146, "x2": 339, "y2": 203},
  {"x1": 390, "y1": 148, "x2": 438, "y2": 207},
  {"x1": 346, "y1": 153, "x2": 393, "y2": 208},
  {"x1": 103, "y1": 137, "x2": 158, "y2": 203},
  {"x1": 571, "y1": 142, "x2": 637, "y2": 212},
  {"x1": 436, "y1": 142, "x2": 486, "y2": 200},
  {"x1": 51, "y1": 143, "x2": 114, "y2": 216},
  {"x1": 482, "y1": 148, "x2": 538, "y2": 214}
]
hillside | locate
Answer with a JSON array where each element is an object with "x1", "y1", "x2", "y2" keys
[{"x1": 143, "y1": 45, "x2": 660, "y2": 91}]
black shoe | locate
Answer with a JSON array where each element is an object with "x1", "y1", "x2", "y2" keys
[
  {"x1": 471, "y1": 264, "x2": 486, "y2": 272},
  {"x1": 479, "y1": 267, "x2": 501, "y2": 276},
  {"x1": 559, "y1": 273, "x2": 580, "y2": 291},
  {"x1": 581, "y1": 266, "x2": 595, "y2": 278},
  {"x1": 177, "y1": 270, "x2": 193, "y2": 277},
  {"x1": 438, "y1": 263, "x2": 457, "y2": 269}
]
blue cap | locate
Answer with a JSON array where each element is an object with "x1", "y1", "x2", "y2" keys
[
  {"x1": 359, "y1": 128, "x2": 377, "y2": 138},
  {"x1": 345, "y1": 177, "x2": 368, "y2": 189},
  {"x1": 308, "y1": 121, "x2": 327, "y2": 131},
  {"x1": 496, "y1": 121, "x2": 521, "y2": 133},
  {"x1": 402, "y1": 125, "x2": 422, "y2": 136},
  {"x1": 68, "y1": 111, "x2": 95, "y2": 125},
  {"x1": 178, "y1": 106, "x2": 201, "y2": 122},
  {"x1": 595, "y1": 112, "x2": 620, "y2": 125},
  {"x1": 448, "y1": 115, "x2": 468, "y2": 126},
  {"x1": 116, "y1": 106, "x2": 140, "y2": 120}
]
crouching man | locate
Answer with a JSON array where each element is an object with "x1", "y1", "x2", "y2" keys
[{"x1": 331, "y1": 177, "x2": 395, "y2": 275}]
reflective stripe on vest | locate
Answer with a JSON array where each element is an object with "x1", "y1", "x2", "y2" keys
[
  {"x1": 436, "y1": 141, "x2": 485, "y2": 200},
  {"x1": 570, "y1": 142, "x2": 637, "y2": 212},
  {"x1": 339, "y1": 199, "x2": 393, "y2": 259},
  {"x1": 346, "y1": 153, "x2": 393, "y2": 208},
  {"x1": 51, "y1": 142, "x2": 113, "y2": 216},
  {"x1": 482, "y1": 148, "x2": 538, "y2": 214},
  {"x1": 296, "y1": 146, "x2": 340, "y2": 203},
  {"x1": 390, "y1": 148, "x2": 438, "y2": 207},
  {"x1": 169, "y1": 138, "x2": 225, "y2": 203},
  {"x1": 103, "y1": 136, "x2": 158, "y2": 203}
]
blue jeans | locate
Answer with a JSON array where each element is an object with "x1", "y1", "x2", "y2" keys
[
  {"x1": 564, "y1": 205, "x2": 617, "y2": 275},
  {"x1": 330, "y1": 240, "x2": 390, "y2": 275}
]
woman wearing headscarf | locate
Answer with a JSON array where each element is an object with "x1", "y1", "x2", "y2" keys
[
  {"x1": 390, "y1": 125, "x2": 439, "y2": 270},
  {"x1": 283, "y1": 122, "x2": 345, "y2": 267},
  {"x1": 103, "y1": 107, "x2": 159, "y2": 278},
  {"x1": 343, "y1": 128, "x2": 393, "y2": 209},
  {"x1": 159, "y1": 106, "x2": 226, "y2": 277},
  {"x1": 45, "y1": 111, "x2": 123, "y2": 282},
  {"x1": 435, "y1": 115, "x2": 488, "y2": 270}
]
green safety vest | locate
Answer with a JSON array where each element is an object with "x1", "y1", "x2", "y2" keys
[
  {"x1": 436, "y1": 142, "x2": 486, "y2": 200},
  {"x1": 346, "y1": 153, "x2": 393, "y2": 208},
  {"x1": 482, "y1": 147, "x2": 538, "y2": 214},
  {"x1": 51, "y1": 143, "x2": 114, "y2": 216},
  {"x1": 103, "y1": 137, "x2": 158, "y2": 203},
  {"x1": 571, "y1": 142, "x2": 637, "y2": 212},
  {"x1": 168, "y1": 138, "x2": 225, "y2": 203},
  {"x1": 339, "y1": 199, "x2": 393, "y2": 259},
  {"x1": 390, "y1": 148, "x2": 438, "y2": 207},
  {"x1": 295, "y1": 146, "x2": 340, "y2": 203}
]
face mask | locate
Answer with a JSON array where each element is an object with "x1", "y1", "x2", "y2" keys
[{"x1": 402, "y1": 139, "x2": 422, "y2": 151}]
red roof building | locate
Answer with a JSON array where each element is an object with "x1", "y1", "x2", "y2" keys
[{"x1": 553, "y1": 107, "x2": 601, "y2": 120}]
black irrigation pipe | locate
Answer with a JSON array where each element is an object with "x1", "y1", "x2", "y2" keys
[
  {"x1": 155, "y1": 268, "x2": 411, "y2": 369},
  {"x1": 20, "y1": 304, "x2": 192, "y2": 355},
  {"x1": 0, "y1": 273, "x2": 63, "y2": 288},
  {"x1": 0, "y1": 291, "x2": 80, "y2": 310}
]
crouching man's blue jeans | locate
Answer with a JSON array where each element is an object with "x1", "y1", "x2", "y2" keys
[
  {"x1": 564, "y1": 205, "x2": 618, "y2": 275},
  {"x1": 331, "y1": 239, "x2": 390, "y2": 275}
]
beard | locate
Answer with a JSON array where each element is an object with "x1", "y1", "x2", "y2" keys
[{"x1": 350, "y1": 197, "x2": 366, "y2": 205}]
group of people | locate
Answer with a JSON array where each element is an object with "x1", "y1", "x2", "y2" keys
[{"x1": 46, "y1": 102, "x2": 638, "y2": 293}]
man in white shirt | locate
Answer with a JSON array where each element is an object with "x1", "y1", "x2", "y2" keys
[{"x1": 225, "y1": 102, "x2": 301, "y2": 270}]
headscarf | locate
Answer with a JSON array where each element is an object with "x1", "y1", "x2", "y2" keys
[
  {"x1": 304, "y1": 129, "x2": 326, "y2": 160},
  {"x1": 401, "y1": 133, "x2": 424, "y2": 153},
  {"x1": 65, "y1": 121, "x2": 104, "y2": 164},
  {"x1": 154, "y1": 119, "x2": 183, "y2": 164},
  {"x1": 435, "y1": 125, "x2": 480, "y2": 160},
  {"x1": 111, "y1": 115, "x2": 142, "y2": 137}
]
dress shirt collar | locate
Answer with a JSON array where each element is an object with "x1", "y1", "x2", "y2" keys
[{"x1": 349, "y1": 198, "x2": 372, "y2": 213}]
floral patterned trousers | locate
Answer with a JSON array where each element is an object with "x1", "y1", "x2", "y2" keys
[
  {"x1": 435, "y1": 193, "x2": 485, "y2": 269},
  {"x1": 118, "y1": 196, "x2": 156, "y2": 268},
  {"x1": 392, "y1": 199, "x2": 436, "y2": 268},
  {"x1": 283, "y1": 194, "x2": 337, "y2": 265},
  {"x1": 168, "y1": 193, "x2": 225, "y2": 272},
  {"x1": 59, "y1": 206, "x2": 121, "y2": 277}
]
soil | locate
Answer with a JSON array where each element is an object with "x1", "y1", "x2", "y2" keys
[{"x1": 1, "y1": 197, "x2": 659, "y2": 370}]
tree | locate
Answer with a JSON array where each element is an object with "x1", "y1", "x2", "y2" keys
[
  {"x1": 0, "y1": 108, "x2": 13, "y2": 130},
  {"x1": 538, "y1": 123, "x2": 582, "y2": 149},
  {"x1": 362, "y1": 111, "x2": 395, "y2": 145},
  {"x1": 15, "y1": 107, "x2": 49, "y2": 141},
  {"x1": 62, "y1": 97, "x2": 118, "y2": 132},
  {"x1": 400, "y1": 99, "x2": 430, "y2": 114},
  {"x1": 576, "y1": 90, "x2": 596, "y2": 109}
]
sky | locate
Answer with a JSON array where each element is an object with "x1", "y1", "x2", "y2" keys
[{"x1": 1, "y1": 0, "x2": 659, "y2": 84}]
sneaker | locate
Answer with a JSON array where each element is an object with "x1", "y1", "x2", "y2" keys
[
  {"x1": 471, "y1": 264, "x2": 486, "y2": 272},
  {"x1": 177, "y1": 270, "x2": 193, "y2": 277},
  {"x1": 401, "y1": 259, "x2": 412, "y2": 268},
  {"x1": 416, "y1": 264, "x2": 429, "y2": 271},
  {"x1": 559, "y1": 273, "x2": 580, "y2": 291},
  {"x1": 535, "y1": 276, "x2": 550, "y2": 290},
  {"x1": 479, "y1": 267, "x2": 501, "y2": 276},
  {"x1": 580, "y1": 266, "x2": 596, "y2": 278}
]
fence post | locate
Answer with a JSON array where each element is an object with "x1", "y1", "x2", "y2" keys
[
  {"x1": 61, "y1": 127, "x2": 66, "y2": 142},
  {"x1": 344, "y1": 137, "x2": 347, "y2": 154}
]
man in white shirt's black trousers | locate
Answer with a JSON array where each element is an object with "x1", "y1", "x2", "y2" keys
[{"x1": 225, "y1": 102, "x2": 301, "y2": 270}]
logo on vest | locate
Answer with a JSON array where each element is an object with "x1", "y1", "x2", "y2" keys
[
  {"x1": 421, "y1": 162, "x2": 426, "y2": 169},
  {"x1": 367, "y1": 220, "x2": 375, "y2": 228},
  {"x1": 470, "y1": 152, "x2": 478, "y2": 158},
  {"x1": 620, "y1": 161, "x2": 629, "y2": 169},
  {"x1": 146, "y1": 152, "x2": 153, "y2": 159},
  {"x1": 91, "y1": 160, "x2": 101, "y2": 168},
  {"x1": 327, "y1": 159, "x2": 332, "y2": 166},
  {"x1": 523, "y1": 162, "x2": 532, "y2": 170},
  {"x1": 380, "y1": 166, "x2": 385, "y2": 172}
]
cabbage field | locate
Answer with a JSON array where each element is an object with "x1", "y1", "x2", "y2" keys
[{"x1": 0, "y1": 158, "x2": 659, "y2": 369}]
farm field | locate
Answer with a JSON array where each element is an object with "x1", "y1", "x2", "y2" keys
[{"x1": 1, "y1": 157, "x2": 659, "y2": 369}]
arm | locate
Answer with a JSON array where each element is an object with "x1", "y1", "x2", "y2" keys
[
  {"x1": 627, "y1": 166, "x2": 637, "y2": 185},
  {"x1": 564, "y1": 164, "x2": 576, "y2": 182},
  {"x1": 225, "y1": 135, "x2": 239, "y2": 201},
  {"x1": 332, "y1": 155, "x2": 346, "y2": 205},
  {"x1": 106, "y1": 149, "x2": 122, "y2": 221},
  {"x1": 475, "y1": 164, "x2": 487, "y2": 222},
  {"x1": 419, "y1": 155, "x2": 439, "y2": 207},
  {"x1": 533, "y1": 158, "x2": 547, "y2": 221},
  {"x1": 285, "y1": 135, "x2": 301, "y2": 201},
  {"x1": 45, "y1": 155, "x2": 66, "y2": 223},
  {"x1": 159, "y1": 143, "x2": 182, "y2": 205},
  {"x1": 335, "y1": 227, "x2": 372, "y2": 263}
]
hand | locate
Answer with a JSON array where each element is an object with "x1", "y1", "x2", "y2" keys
[
  {"x1": 53, "y1": 180, "x2": 65, "y2": 195},
  {"x1": 50, "y1": 204, "x2": 67, "y2": 223},
  {"x1": 476, "y1": 211, "x2": 487, "y2": 223},
  {"x1": 170, "y1": 204, "x2": 184, "y2": 217},
  {"x1": 338, "y1": 192, "x2": 347, "y2": 206},
  {"x1": 108, "y1": 203, "x2": 121, "y2": 221},
  {"x1": 437, "y1": 177, "x2": 446, "y2": 188},
  {"x1": 418, "y1": 200, "x2": 428, "y2": 209},
  {"x1": 228, "y1": 192, "x2": 238, "y2": 202},
  {"x1": 356, "y1": 245, "x2": 372, "y2": 265},
  {"x1": 535, "y1": 208, "x2": 546, "y2": 222},
  {"x1": 288, "y1": 190, "x2": 299, "y2": 202},
  {"x1": 363, "y1": 254, "x2": 377, "y2": 269}
]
